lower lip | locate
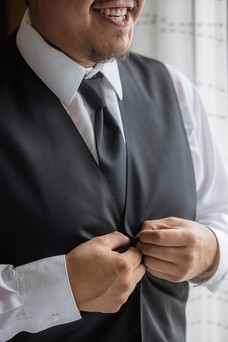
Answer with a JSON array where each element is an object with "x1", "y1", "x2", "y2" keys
[{"x1": 94, "y1": 10, "x2": 132, "y2": 27}]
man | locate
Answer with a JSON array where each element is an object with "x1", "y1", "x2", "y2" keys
[{"x1": 0, "y1": 0, "x2": 228, "y2": 341}]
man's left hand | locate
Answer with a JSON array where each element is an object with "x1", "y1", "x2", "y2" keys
[{"x1": 136, "y1": 217, "x2": 219, "y2": 283}]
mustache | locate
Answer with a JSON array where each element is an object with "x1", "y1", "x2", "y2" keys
[{"x1": 91, "y1": 0, "x2": 137, "y2": 11}]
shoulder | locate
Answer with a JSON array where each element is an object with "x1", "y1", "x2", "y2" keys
[
  {"x1": 0, "y1": 30, "x2": 37, "y2": 93},
  {"x1": 0, "y1": 30, "x2": 18, "y2": 62},
  {"x1": 164, "y1": 64, "x2": 210, "y2": 144},
  {"x1": 118, "y1": 53, "x2": 180, "y2": 96},
  {"x1": 0, "y1": 30, "x2": 21, "y2": 86},
  {"x1": 120, "y1": 53, "x2": 196, "y2": 92},
  {"x1": 118, "y1": 53, "x2": 197, "y2": 100},
  {"x1": 121, "y1": 54, "x2": 207, "y2": 133},
  {"x1": 118, "y1": 52, "x2": 167, "y2": 75},
  {"x1": 165, "y1": 64, "x2": 196, "y2": 101}
]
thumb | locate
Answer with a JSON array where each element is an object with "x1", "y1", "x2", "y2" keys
[{"x1": 101, "y1": 231, "x2": 131, "y2": 250}]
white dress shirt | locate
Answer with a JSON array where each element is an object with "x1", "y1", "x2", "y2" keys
[{"x1": 1, "y1": 9, "x2": 228, "y2": 341}]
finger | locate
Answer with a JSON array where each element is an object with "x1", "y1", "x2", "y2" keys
[
  {"x1": 145, "y1": 264, "x2": 185, "y2": 283},
  {"x1": 132, "y1": 263, "x2": 146, "y2": 286},
  {"x1": 138, "y1": 229, "x2": 189, "y2": 247},
  {"x1": 145, "y1": 269, "x2": 174, "y2": 282},
  {"x1": 120, "y1": 264, "x2": 146, "y2": 306},
  {"x1": 100, "y1": 231, "x2": 131, "y2": 250},
  {"x1": 122, "y1": 246, "x2": 143, "y2": 268},
  {"x1": 141, "y1": 217, "x2": 185, "y2": 232},
  {"x1": 144, "y1": 255, "x2": 176, "y2": 276},
  {"x1": 126, "y1": 264, "x2": 146, "y2": 297},
  {"x1": 137, "y1": 242, "x2": 184, "y2": 263},
  {"x1": 141, "y1": 220, "x2": 172, "y2": 232}
]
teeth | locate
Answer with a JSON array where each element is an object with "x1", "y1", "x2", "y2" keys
[
  {"x1": 100, "y1": 8, "x2": 127, "y2": 17},
  {"x1": 114, "y1": 16, "x2": 125, "y2": 21},
  {"x1": 104, "y1": 8, "x2": 111, "y2": 15}
]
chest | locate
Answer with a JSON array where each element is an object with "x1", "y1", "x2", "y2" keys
[{"x1": 0, "y1": 53, "x2": 196, "y2": 265}]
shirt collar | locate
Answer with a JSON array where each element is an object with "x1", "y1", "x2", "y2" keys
[{"x1": 16, "y1": 9, "x2": 123, "y2": 106}]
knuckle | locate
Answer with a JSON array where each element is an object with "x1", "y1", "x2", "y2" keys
[
  {"x1": 116, "y1": 258, "x2": 132, "y2": 273},
  {"x1": 108, "y1": 278, "x2": 133, "y2": 312},
  {"x1": 116, "y1": 275, "x2": 133, "y2": 295},
  {"x1": 93, "y1": 235, "x2": 105, "y2": 246},
  {"x1": 112, "y1": 231, "x2": 125, "y2": 240},
  {"x1": 95, "y1": 231, "x2": 127, "y2": 247},
  {"x1": 164, "y1": 216, "x2": 177, "y2": 225},
  {"x1": 118, "y1": 292, "x2": 129, "y2": 305},
  {"x1": 178, "y1": 256, "x2": 195, "y2": 278},
  {"x1": 109, "y1": 303, "x2": 122, "y2": 313},
  {"x1": 151, "y1": 231, "x2": 163, "y2": 243},
  {"x1": 186, "y1": 231, "x2": 198, "y2": 246},
  {"x1": 179, "y1": 265, "x2": 189, "y2": 278},
  {"x1": 183, "y1": 251, "x2": 196, "y2": 265},
  {"x1": 119, "y1": 280, "x2": 132, "y2": 294},
  {"x1": 152, "y1": 231, "x2": 168, "y2": 245},
  {"x1": 111, "y1": 291, "x2": 129, "y2": 311},
  {"x1": 166, "y1": 216, "x2": 176, "y2": 222}
]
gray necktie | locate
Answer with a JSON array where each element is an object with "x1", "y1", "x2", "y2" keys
[{"x1": 79, "y1": 72, "x2": 126, "y2": 216}]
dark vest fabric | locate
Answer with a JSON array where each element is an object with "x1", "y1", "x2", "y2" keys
[{"x1": 0, "y1": 33, "x2": 196, "y2": 342}]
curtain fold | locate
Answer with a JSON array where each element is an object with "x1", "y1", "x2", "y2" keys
[
  {"x1": 132, "y1": 0, "x2": 228, "y2": 160},
  {"x1": 132, "y1": 1, "x2": 228, "y2": 341}
]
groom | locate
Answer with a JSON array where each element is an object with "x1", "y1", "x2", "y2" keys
[{"x1": 0, "y1": 1, "x2": 227, "y2": 341}]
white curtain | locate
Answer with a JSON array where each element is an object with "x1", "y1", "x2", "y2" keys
[
  {"x1": 132, "y1": 0, "x2": 228, "y2": 160},
  {"x1": 131, "y1": 1, "x2": 228, "y2": 341}
]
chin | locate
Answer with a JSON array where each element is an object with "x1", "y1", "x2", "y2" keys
[{"x1": 88, "y1": 45, "x2": 131, "y2": 64}]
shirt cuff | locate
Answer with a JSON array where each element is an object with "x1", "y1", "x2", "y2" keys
[
  {"x1": 199, "y1": 228, "x2": 228, "y2": 292},
  {"x1": 16, "y1": 255, "x2": 81, "y2": 333}
]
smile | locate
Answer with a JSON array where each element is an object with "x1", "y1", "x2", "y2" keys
[
  {"x1": 94, "y1": 7, "x2": 130, "y2": 23},
  {"x1": 99, "y1": 8, "x2": 127, "y2": 21},
  {"x1": 92, "y1": 1, "x2": 136, "y2": 24}
]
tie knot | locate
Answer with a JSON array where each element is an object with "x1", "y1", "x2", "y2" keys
[{"x1": 79, "y1": 72, "x2": 106, "y2": 110}]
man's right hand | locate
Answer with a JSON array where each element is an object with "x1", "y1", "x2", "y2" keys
[{"x1": 66, "y1": 231, "x2": 145, "y2": 313}]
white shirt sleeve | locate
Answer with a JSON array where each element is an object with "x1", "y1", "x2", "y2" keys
[
  {"x1": 166, "y1": 64, "x2": 228, "y2": 292},
  {"x1": 0, "y1": 256, "x2": 81, "y2": 342}
]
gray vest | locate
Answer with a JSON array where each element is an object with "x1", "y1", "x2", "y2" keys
[{"x1": 0, "y1": 33, "x2": 196, "y2": 342}]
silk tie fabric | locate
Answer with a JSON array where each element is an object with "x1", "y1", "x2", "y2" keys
[{"x1": 79, "y1": 72, "x2": 126, "y2": 217}]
